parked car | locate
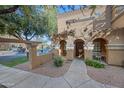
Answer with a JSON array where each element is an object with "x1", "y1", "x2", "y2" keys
[{"x1": 17, "y1": 47, "x2": 26, "y2": 53}]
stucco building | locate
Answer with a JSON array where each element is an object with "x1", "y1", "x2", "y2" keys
[{"x1": 54, "y1": 5, "x2": 124, "y2": 66}]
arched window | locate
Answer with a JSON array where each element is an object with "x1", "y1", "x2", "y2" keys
[{"x1": 93, "y1": 38, "x2": 108, "y2": 62}]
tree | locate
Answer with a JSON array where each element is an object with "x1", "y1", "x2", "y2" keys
[
  {"x1": 0, "y1": 5, "x2": 97, "y2": 41},
  {"x1": 0, "y1": 5, "x2": 19, "y2": 15},
  {"x1": 0, "y1": 5, "x2": 57, "y2": 41}
]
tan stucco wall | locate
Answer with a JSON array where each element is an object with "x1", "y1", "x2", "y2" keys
[
  {"x1": 28, "y1": 44, "x2": 37, "y2": 69},
  {"x1": 107, "y1": 49, "x2": 124, "y2": 66},
  {"x1": 111, "y1": 14, "x2": 124, "y2": 67},
  {"x1": 30, "y1": 53, "x2": 53, "y2": 69},
  {"x1": 36, "y1": 53, "x2": 53, "y2": 64},
  {"x1": 56, "y1": 6, "x2": 124, "y2": 66},
  {"x1": 57, "y1": 6, "x2": 106, "y2": 62},
  {"x1": 28, "y1": 43, "x2": 53, "y2": 69},
  {"x1": 57, "y1": 6, "x2": 107, "y2": 48},
  {"x1": 106, "y1": 29, "x2": 124, "y2": 44},
  {"x1": 52, "y1": 49, "x2": 59, "y2": 56},
  {"x1": 106, "y1": 23, "x2": 124, "y2": 66},
  {"x1": 53, "y1": 49, "x2": 74, "y2": 61},
  {"x1": 57, "y1": 6, "x2": 106, "y2": 47},
  {"x1": 66, "y1": 36, "x2": 76, "y2": 48},
  {"x1": 84, "y1": 49, "x2": 93, "y2": 60},
  {"x1": 112, "y1": 12, "x2": 124, "y2": 29},
  {"x1": 66, "y1": 49, "x2": 74, "y2": 61}
]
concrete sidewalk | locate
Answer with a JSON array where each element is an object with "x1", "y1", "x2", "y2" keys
[{"x1": 0, "y1": 59, "x2": 116, "y2": 88}]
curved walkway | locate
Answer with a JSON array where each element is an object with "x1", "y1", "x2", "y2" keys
[{"x1": 0, "y1": 59, "x2": 116, "y2": 88}]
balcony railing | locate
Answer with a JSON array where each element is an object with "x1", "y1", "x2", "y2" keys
[
  {"x1": 93, "y1": 6, "x2": 112, "y2": 32},
  {"x1": 112, "y1": 5, "x2": 124, "y2": 20}
]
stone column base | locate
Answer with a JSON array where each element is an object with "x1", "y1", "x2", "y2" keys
[{"x1": 65, "y1": 49, "x2": 74, "y2": 61}]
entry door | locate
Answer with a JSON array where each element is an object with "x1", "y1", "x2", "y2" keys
[{"x1": 75, "y1": 42, "x2": 84, "y2": 58}]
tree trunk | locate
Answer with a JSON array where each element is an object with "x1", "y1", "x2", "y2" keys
[{"x1": 0, "y1": 6, "x2": 19, "y2": 15}]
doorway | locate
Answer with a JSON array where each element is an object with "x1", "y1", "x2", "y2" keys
[
  {"x1": 74, "y1": 39, "x2": 84, "y2": 58},
  {"x1": 60, "y1": 40, "x2": 67, "y2": 56}
]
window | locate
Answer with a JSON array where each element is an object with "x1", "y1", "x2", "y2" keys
[
  {"x1": 93, "y1": 42, "x2": 101, "y2": 60},
  {"x1": 93, "y1": 42, "x2": 101, "y2": 52}
]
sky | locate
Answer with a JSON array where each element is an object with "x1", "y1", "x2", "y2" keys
[{"x1": 57, "y1": 5, "x2": 86, "y2": 14}]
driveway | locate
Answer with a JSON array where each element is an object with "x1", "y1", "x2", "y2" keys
[{"x1": 0, "y1": 59, "x2": 116, "y2": 88}]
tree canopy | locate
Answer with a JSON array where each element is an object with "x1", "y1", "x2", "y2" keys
[
  {"x1": 0, "y1": 5, "x2": 57, "y2": 41},
  {"x1": 0, "y1": 5, "x2": 97, "y2": 41}
]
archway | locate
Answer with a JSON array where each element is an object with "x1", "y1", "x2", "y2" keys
[
  {"x1": 74, "y1": 39, "x2": 84, "y2": 58},
  {"x1": 93, "y1": 38, "x2": 108, "y2": 62},
  {"x1": 60, "y1": 40, "x2": 67, "y2": 56}
]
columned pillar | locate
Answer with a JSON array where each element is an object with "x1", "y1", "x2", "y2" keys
[
  {"x1": 27, "y1": 43, "x2": 38, "y2": 69},
  {"x1": 84, "y1": 42, "x2": 94, "y2": 60},
  {"x1": 66, "y1": 46, "x2": 74, "y2": 61},
  {"x1": 106, "y1": 44, "x2": 124, "y2": 66}
]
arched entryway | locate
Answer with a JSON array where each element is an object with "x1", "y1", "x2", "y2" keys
[
  {"x1": 60, "y1": 40, "x2": 67, "y2": 56},
  {"x1": 93, "y1": 38, "x2": 108, "y2": 62},
  {"x1": 74, "y1": 39, "x2": 84, "y2": 58}
]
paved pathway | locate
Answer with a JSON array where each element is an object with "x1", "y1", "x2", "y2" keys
[{"x1": 0, "y1": 59, "x2": 116, "y2": 88}]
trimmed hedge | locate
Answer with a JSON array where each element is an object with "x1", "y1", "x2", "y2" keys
[
  {"x1": 53, "y1": 56, "x2": 64, "y2": 67},
  {"x1": 85, "y1": 59, "x2": 105, "y2": 68}
]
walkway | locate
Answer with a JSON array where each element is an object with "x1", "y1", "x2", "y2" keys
[{"x1": 0, "y1": 59, "x2": 116, "y2": 88}]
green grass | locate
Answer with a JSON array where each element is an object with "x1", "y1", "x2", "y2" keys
[
  {"x1": 0, "y1": 56, "x2": 28, "y2": 67},
  {"x1": 85, "y1": 59, "x2": 105, "y2": 68}
]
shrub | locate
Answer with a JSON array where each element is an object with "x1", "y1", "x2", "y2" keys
[
  {"x1": 85, "y1": 59, "x2": 105, "y2": 68},
  {"x1": 53, "y1": 56, "x2": 64, "y2": 67}
]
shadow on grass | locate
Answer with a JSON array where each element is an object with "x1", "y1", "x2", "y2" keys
[{"x1": 0, "y1": 56, "x2": 28, "y2": 67}]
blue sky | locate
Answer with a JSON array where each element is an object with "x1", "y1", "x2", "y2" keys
[{"x1": 57, "y1": 5, "x2": 86, "y2": 13}]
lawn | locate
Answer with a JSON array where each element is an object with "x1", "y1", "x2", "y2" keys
[{"x1": 0, "y1": 56, "x2": 28, "y2": 67}]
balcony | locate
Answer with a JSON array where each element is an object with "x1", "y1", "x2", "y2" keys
[{"x1": 112, "y1": 5, "x2": 124, "y2": 21}]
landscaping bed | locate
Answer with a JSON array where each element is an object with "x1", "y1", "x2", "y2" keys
[
  {"x1": 87, "y1": 65, "x2": 124, "y2": 88},
  {"x1": 15, "y1": 60, "x2": 72, "y2": 77},
  {"x1": 85, "y1": 59, "x2": 105, "y2": 68}
]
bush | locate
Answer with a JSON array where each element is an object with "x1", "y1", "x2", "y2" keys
[
  {"x1": 85, "y1": 59, "x2": 105, "y2": 68},
  {"x1": 53, "y1": 56, "x2": 64, "y2": 67}
]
